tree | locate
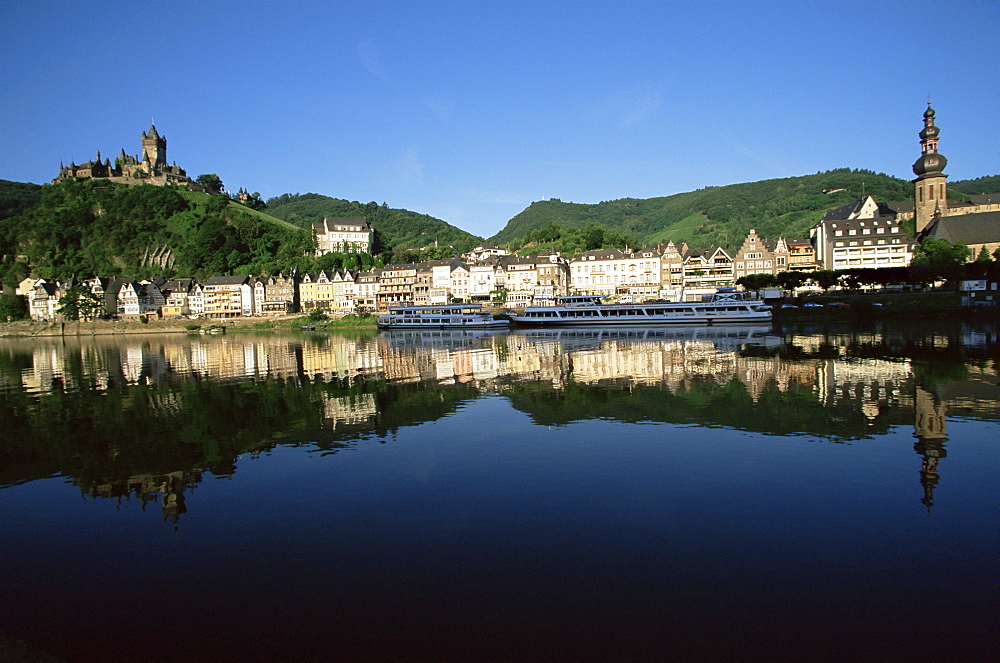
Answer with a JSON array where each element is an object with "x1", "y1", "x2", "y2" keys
[
  {"x1": 912, "y1": 237, "x2": 970, "y2": 284},
  {"x1": 0, "y1": 293, "x2": 28, "y2": 321},
  {"x1": 776, "y1": 270, "x2": 806, "y2": 291},
  {"x1": 241, "y1": 192, "x2": 266, "y2": 211},
  {"x1": 56, "y1": 286, "x2": 104, "y2": 321},
  {"x1": 736, "y1": 273, "x2": 777, "y2": 291},
  {"x1": 196, "y1": 174, "x2": 224, "y2": 194},
  {"x1": 811, "y1": 270, "x2": 842, "y2": 292}
]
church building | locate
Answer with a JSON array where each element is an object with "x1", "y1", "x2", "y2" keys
[{"x1": 912, "y1": 105, "x2": 1000, "y2": 260}]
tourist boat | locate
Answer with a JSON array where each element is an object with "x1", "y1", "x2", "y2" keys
[
  {"x1": 507, "y1": 291, "x2": 772, "y2": 327},
  {"x1": 376, "y1": 303, "x2": 511, "y2": 330}
]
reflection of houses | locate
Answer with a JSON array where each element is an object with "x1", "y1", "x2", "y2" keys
[
  {"x1": 814, "y1": 357, "x2": 910, "y2": 419},
  {"x1": 320, "y1": 392, "x2": 379, "y2": 429}
]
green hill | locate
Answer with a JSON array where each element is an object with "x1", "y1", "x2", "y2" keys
[
  {"x1": 949, "y1": 175, "x2": 1000, "y2": 196},
  {"x1": 0, "y1": 180, "x2": 311, "y2": 283},
  {"x1": 491, "y1": 169, "x2": 922, "y2": 252},
  {"x1": 264, "y1": 193, "x2": 483, "y2": 252},
  {"x1": 0, "y1": 179, "x2": 43, "y2": 222}
]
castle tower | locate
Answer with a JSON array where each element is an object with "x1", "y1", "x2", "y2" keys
[
  {"x1": 141, "y1": 124, "x2": 167, "y2": 170},
  {"x1": 912, "y1": 103, "x2": 948, "y2": 233}
]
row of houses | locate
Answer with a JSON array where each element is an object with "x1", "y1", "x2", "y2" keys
[{"x1": 13, "y1": 199, "x2": 928, "y2": 321}]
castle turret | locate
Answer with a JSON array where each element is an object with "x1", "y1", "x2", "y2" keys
[
  {"x1": 141, "y1": 124, "x2": 167, "y2": 169},
  {"x1": 912, "y1": 103, "x2": 948, "y2": 233}
]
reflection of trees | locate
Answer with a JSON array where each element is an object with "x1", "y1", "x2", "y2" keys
[
  {"x1": 1, "y1": 321, "x2": 996, "y2": 501},
  {"x1": 0, "y1": 375, "x2": 478, "y2": 490},
  {"x1": 504, "y1": 377, "x2": 902, "y2": 438}
]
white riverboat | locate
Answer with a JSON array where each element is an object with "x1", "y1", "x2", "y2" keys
[
  {"x1": 507, "y1": 292, "x2": 772, "y2": 327},
  {"x1": 376, "y1": 304, "x2": 511, "y2": 330}
]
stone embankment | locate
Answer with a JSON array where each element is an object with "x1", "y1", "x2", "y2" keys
[{"x1": 0, "y1": 316, "x2": 301, "y2": 338}]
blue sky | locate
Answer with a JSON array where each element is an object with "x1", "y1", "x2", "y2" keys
[{"x1": 2, "y1": 0, "x2": 997, "y2": 239}]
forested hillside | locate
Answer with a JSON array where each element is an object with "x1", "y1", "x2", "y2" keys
[
  {"x1": 491, "y1": 169, "x2": 923, "y2": 252},
  {"x1": 0, "y1": 180, "x2": 311, "y2": 283},
  {"x1": 0, "y1": 179, "x2": 42, "y2": 221},
  {"x1": 264, "y1": 193, "x2": 483, "y2": 252},
  {"x1": 949, "y1": 175, "x2": 1000, "y2": 196}
]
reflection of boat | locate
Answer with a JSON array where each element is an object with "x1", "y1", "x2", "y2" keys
[
  {"x1": 379, "y1": 328, "x2": 505, "y2": 347},
  {"x1": 508, "y1": 293, "x2": 771, "y2": 327},
  {"x1": 510, "y1": 324, "x2": 779, "y2": 350},
  {"x1": 377, "y1": 304, "x2": 511, "y2": 330}
]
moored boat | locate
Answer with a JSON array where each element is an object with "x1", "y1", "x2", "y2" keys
[
  {"x1": 507, "y1": 292, "x2": 771, "y2": 327},
  {"x1": 377, "y1": 303, "x2": 511, "y2": 330}
]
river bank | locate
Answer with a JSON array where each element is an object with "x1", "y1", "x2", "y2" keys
[
  {"x1": 0, "y1": 314, "x2": 378, "y2": 338},
  {"x1": 2, "y1": 292, "x2": 994, "y2": 338}
]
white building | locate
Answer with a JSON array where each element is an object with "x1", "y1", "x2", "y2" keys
[
  {"x1": 313, "y1": 217, "x2": 374, "y2": 256},
  {"x1": 810, "y1": 196, "x2": 913, "y2": 270}
]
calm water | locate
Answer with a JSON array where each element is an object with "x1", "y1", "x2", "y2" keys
[{"x1": 1, "y1": 322, "x2": 997, "y2": 662}]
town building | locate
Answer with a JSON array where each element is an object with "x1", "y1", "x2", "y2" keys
[
  {"x1": 468, "y1": 258, "x2": 501, "y2": 303},
  {"x1": 29, "y1": 279, "x2": 61, "y2": 321},
  {"x1": 202, "y1": 276, "x2": 254, "y2": 318},
  {"x1": 313, "y1": 217, "x2": 373, "y2": 256},
  {"x1": 659, "y1": 242, "x2": 686, "y2": 301},
  {"x1": 502, "y1": 255, "x2": 543, "y2": 306},
  {"x1": 355, "y1": 271, "x2": 379, "y2": 313},
  {"x1": 785, "y1": 238, "x2": 818, "y2": 272},
  {"x1": 681, "y1": 247, "x2": 735, "y2": 301},
  {"x1": 810, "y1": 196, "x2": 913, "y2": 270},
  {"x1": 534, "y1": 253, "x2": 571, "y2": 302},
  {"x1": 161, "y1": 278, "x2": 197, "y2": 318},
  {"x1": 376, "y1": 264, "x2": 417, "y2": 310},
  {"x1": 732, "y1": 229, "x2": 790, "y2": 280}
]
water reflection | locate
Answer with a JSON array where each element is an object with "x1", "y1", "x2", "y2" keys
[{"x1": 1, "y1": 323, "x2": 997, "y2": 521}]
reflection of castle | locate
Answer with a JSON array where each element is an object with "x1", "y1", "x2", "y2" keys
[{"x1": 80, "y1": 469, "x2": 205, "y2": 527}]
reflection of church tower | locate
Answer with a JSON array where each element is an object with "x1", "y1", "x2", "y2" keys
[
  {"x1": 913, "y1": 386, "x2": 948, "y2": 509},
  {"x1": 912, "y1": 103, "x2": 949, "y2": 233},
  {"x1": 141, "y1": 124, "x2": 167, "y2": 170}
]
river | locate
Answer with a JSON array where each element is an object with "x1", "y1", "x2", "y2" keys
[{"x1": 0, "y1": 321, "x2": 996, "y2": 661}]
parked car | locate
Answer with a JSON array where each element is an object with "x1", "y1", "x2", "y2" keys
[{"x1": 802, "y1": 302, "x2": 822, "y2": 308}]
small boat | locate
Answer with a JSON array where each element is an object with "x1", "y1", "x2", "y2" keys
[
  {"x1": 376, "y1": 304, "x2": 511, "y2": 330},
  {"x1": 507, "y1": 291, "x2": 772, "y2": 327}
]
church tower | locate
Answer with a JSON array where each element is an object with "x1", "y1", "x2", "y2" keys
[
  {"x1": 141, "y1": 124, "x2": 167, "y2": 170},
  {"x1": 912, "y1": 103, "x2": 948, "y2": 233}
]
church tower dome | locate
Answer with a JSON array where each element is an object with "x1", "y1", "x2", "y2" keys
[{"x1": 912, "y1": 103, "x2": 949, "y2": 233}]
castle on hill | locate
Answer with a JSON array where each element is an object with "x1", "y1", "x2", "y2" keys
[{"x1": 55, "y1": 124, "x2": 195, "y2": 188}]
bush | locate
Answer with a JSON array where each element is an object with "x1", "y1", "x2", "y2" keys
[{"x1": 184, "y1": 323, "x2": 201, "y2": 331}]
